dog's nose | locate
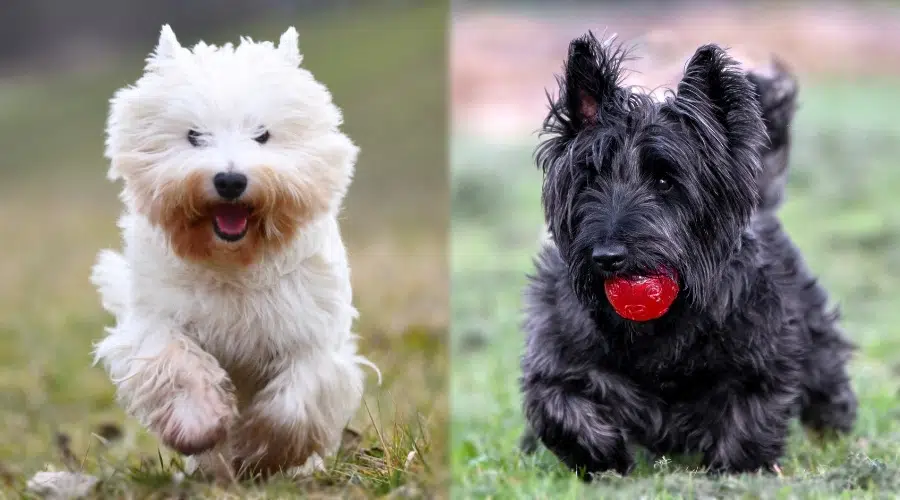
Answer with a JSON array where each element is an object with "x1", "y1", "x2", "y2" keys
[
  {"x1": 592, "y1": 243, "x2": 627, "y2": 272},
  {"x1": 213, "y1": 172, "x2": 247, "y2": 200}
]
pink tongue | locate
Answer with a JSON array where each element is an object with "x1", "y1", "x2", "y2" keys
[{"x1": 214, "y1": 205, "x2": 249, "y2": 235}]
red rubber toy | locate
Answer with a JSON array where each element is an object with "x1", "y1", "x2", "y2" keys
[{"x1": 603, "y1": 270, "x2": 679, "y2": 322}]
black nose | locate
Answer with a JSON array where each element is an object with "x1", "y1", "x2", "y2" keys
[
  {"x1": 592, "y1": 243, "x2": 627, "y2": 272},
  {"x1": 213, "y1": 172, "x2": 247, "y2": 200}
]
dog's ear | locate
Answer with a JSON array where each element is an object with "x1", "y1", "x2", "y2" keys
[
  {"x1": 562, "y1": 32, "x2": 628, "y2": 129},
  {"x1": 675, "y1": 45, "x2": 765, "y2": 150},
  {"x1": 278, "y1": 27, "x2": 303, "y2": 66},
  {"x1": 149, "y1": 25, "x2": 182, "y2": 65},
  {"x1": 745, "y1": 57, "x2": 798, "y2": 149}
]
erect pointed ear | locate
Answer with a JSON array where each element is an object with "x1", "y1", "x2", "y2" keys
[
  {"x1": 561, "y1": 32, "x2": 628, "y2": 130},
  {"x1": 676, "y1": 44, "x2": 765, "y2": 149},
  {"x1": 278, "y1": 27, "x2": 303, "y2": 66},
  {"x1": 745, "y1": 56, "x2": 798, "y2": 149},
  {"x1": 151, "y1": 25, "x2": 182, "y2": 63}
]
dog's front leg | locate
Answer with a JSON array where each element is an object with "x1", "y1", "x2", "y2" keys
[
  {"x1": 230, "y1": 356, "x2": 365, "y2": 478},
  {"x1": 699, "y1": 382, "x2": 798, "y2": 474},
  {"x1": 94, "y1": 318, "x2": 237, "y2": 457},
  {"x1": 522, "y1": 376, "x2": 635, "y2": 478}
]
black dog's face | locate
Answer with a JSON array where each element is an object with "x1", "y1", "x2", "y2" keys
[{"x1": 537, "y1": 34, "x2": 767, "y2": 310}]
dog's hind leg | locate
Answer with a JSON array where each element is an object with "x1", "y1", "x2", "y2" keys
[
  {"x1": 757, "y1": 212, "x2": 857, "y2": 437},
  {"x1": 795, "y1": 279, "x2": 858, "y2": 437}
]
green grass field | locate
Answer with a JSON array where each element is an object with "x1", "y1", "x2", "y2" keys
[
  {"x1": 450, "y1": 76, "x2": 900, "y2": 499},
  {"x1": 0, "y1": 5, "x2": 448, "y2": 498}
]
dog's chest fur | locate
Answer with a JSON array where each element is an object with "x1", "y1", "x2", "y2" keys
[
  {"x1": 604, "y1": 320, "x2": 765, "y2": 400},
  {"x1": 126, "y1": 214, "x2": 355, "y2": 399},
  {"x1": 182, "y1": 259, "x2": 348, "y2": 366}
]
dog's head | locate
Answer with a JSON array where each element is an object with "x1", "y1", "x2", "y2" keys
[
  {"x1": 106, "y1": 25, "x2": 357, "y2": 266},
  {"x1": 537, "y1": 32, "x2": 766, "y2": 309}
]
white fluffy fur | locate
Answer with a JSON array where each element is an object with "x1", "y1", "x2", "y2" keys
[{"x1": 91, "y1": 25, "x2": 378, "y2": 480}]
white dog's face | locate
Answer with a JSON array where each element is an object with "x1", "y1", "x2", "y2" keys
[{"x1": 106, "y1": 25, "x2": 358, "y2": 265}]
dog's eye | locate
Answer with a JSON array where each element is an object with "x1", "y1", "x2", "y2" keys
[
  {"x1": 187, "y1": 129, "x2": 203, "y2": 147},
  {"x1": 254, "y1": 130, "x2": 270, "y2": 144},
  {"x1": 655, "y1": 176, "x2": 673, "y2": 193}
]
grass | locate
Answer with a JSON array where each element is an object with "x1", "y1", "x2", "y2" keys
[
  {"x1": 0, "y1": 4, "x2": 448, "y2": 499},
  {"x1": 450, "y1": 76, "x2": 900, "y2": 498}
]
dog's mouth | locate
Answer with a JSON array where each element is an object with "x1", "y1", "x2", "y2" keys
[{"x1": 212, "y1": 203, "x2": 251, "y2": 242}]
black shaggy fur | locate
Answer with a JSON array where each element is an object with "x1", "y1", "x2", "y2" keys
[{"x1": 519, "y1": 33, "x2": 856, "y2": 478}]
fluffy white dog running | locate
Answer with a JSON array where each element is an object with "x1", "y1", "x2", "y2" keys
[{"x1": 90, "y1": 25, "x2": 378, "y2": 480}]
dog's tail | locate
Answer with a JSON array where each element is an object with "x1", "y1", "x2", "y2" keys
[
  {"x1": 746, "y1": 58, "x2": 799, "y2": 213},
  {"x1": 90, "y1": 249, "x2": 130, "y2": 319}
]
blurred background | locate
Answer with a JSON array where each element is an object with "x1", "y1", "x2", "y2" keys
[
  {"x1": 0, "y1": 1, "x2": 447, "y2": 497},
  {"x1": 451, "y1": 1, "x2": 900, "y2": 497}
]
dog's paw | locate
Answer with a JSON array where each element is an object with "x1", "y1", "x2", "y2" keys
[
  {"x1": 229, "y1": 412, "x2": 327, "y2": 479},
  {"x1": 153, "y1": 381, "x2": 237, "y2": 456},
  {"x1": 284, "y1": 454, "x2": 326, "y2": 478}
]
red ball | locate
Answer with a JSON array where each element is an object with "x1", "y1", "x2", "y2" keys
[{"x1": 603, "y1": 270, "x2": 680, "y2": 322}]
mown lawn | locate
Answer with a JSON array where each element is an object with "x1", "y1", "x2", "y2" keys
[
  {"x1": 0, "y1": 4, "x2": 448, "y2": 499},
  {"x1": 450, "y1": 77, "x2": 900, "y2": 498}
]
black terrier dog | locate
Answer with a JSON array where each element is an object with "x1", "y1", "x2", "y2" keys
[{"x1": 519, "y1": 33, "x2": 857, "y2": 477}]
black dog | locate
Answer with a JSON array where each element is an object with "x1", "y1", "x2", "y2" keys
[{"x1": 519, "y1": 33, "x2": 856, "y2": 477}]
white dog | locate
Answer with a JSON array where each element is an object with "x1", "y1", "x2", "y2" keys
[{"x1": 90, "y1": 25, "x2": 378, "y2": 480}]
